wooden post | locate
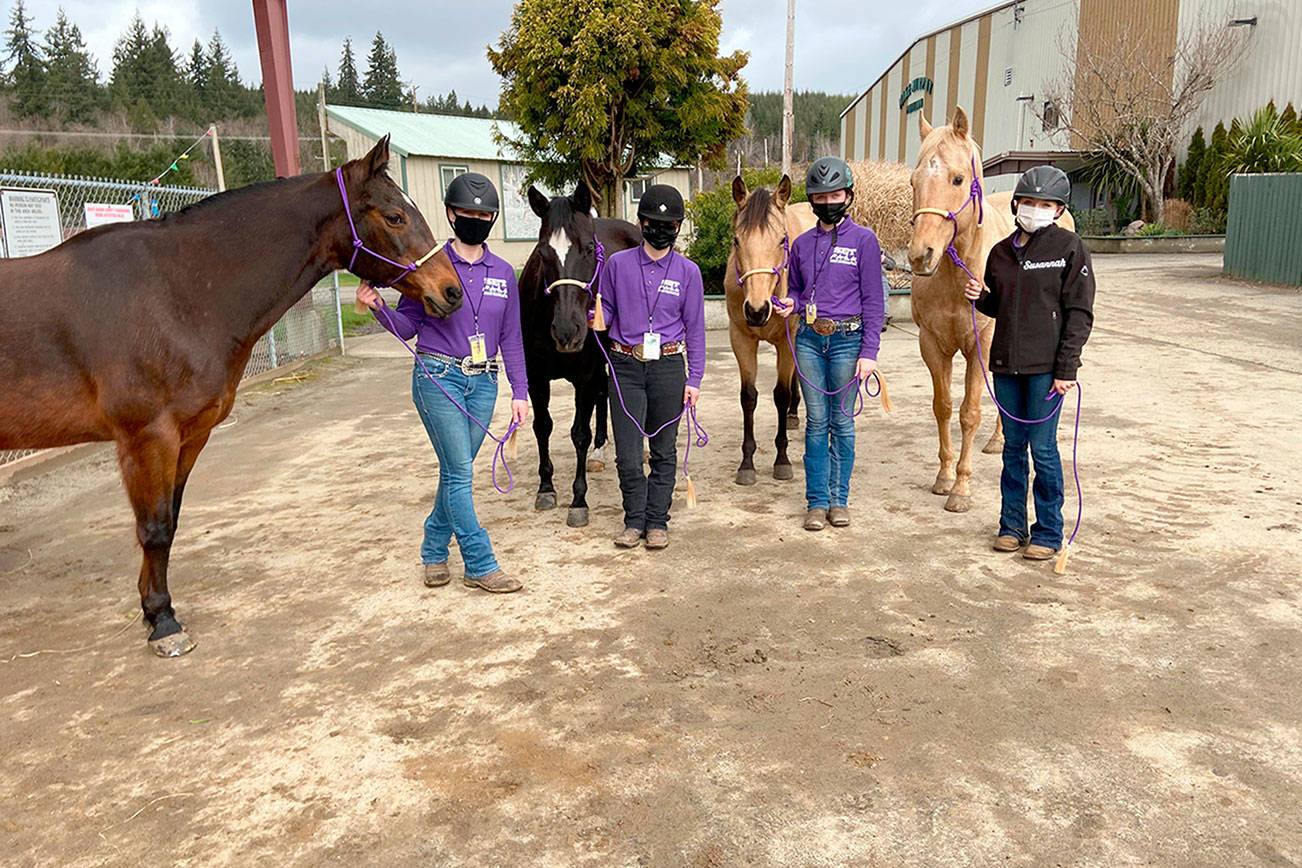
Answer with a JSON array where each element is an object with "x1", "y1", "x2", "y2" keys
[
  {"x1": 318, "y1": 82, "x2": 346, "y2": 356},
  {"x1": 209, "y1": 124, "x2": 226, "y2": 191},
  {"x1": 782, "y1": 0, "x2": 795, "y2": 177}
]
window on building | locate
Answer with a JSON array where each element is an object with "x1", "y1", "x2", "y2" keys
[
  {"x1": 1042, "y1": 100, "x2": 1060, "y2": 132},
  {"x1": 439, "y1": 164, "x2": 468, "y2": 198},
  {"x1": 627, "y1": 178, "x2": 649, "y2": 202}
]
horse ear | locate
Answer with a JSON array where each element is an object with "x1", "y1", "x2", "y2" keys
[
  {"x1": 366, "y1": 134, "x2": 391, "y2": 176},
  {"x1": 571, "y1": 182, "x2": 592, "y2": 215},
  {"x1": 919, "y1": 114, "x2": 933, "y2": 141},
  {"x1": 776, "y1": 174, "x2": 792, "y2": 207},
  {"x1": 732, "y1": 175, "x2": 748, "y2": 206},
  {"x1": 528, "y1": 185, "x2": 549, "y2": 219},
  {"x1": 952, "y1": 107, "x2": 970, "y2": 138}
]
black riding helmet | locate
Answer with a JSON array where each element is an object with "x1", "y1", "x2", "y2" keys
[
  {"x1": 445, "y1": 172, "x2": 500, "y2": 213},
  {"x1": 1011, "y1": 165, "x2": 1070, "y2": 213},
  {"x1": 637, "y1": 184, "x2": 685, "y2": 222},
  {"x1": 806, "y1": 156, "x2": 854, "y2": 194}
]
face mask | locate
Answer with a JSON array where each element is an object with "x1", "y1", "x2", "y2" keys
[
  {"x1": 811, "y1": 199, "x2": 850, "y2": 225},
  {"x1": 641, "y1": 220, "x2": 679, "y2": 251},
  {"x1": 1015, "y1": 203, "x2": 1058, "y2": 233},
  {"x1": 452, "y1": 214, "x2": 494, "y2": 246}
]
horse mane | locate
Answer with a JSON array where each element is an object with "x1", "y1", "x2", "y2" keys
[
  {"x1": 158, "y1": 173, "x2": 317, "y2": 222},
  {"x1": 737, "y1": 187, "x2": 779, "y2": 233}
]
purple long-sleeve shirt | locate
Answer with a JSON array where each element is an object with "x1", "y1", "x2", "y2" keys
[
  {"x1": 598, "y1": 246, "x2": 708, "y2": 388},
  {"x1": 375, "y1": 241, "x2": 528, "y2": 400},
  {"x1": 787, "y1": 217, "x2": 885, "y2": 360}
]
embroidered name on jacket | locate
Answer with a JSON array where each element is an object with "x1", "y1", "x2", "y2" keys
[
  {"x1": 483, "y1": 277, "x2": 510, "y2": 298},
  {"x1": 1023, "y1": 258, "x2": 1067, "y2": 271},
  {"x1": 829, "y1": 246, "x2": 858, "y2": 266},
  {"x1": 658, "y1": 279, "x2": 681, "y2": 296}
]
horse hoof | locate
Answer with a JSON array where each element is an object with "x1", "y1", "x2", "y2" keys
[
  {"x1": 931, "y1": 477, "x2": 956, "y2": 495},
  {"x1": 982, "y1": 436, "x2": 1004, "y2": 455},
  {"x1": 773, "y1": 464, "x2": 793, "y2": 481},
  {"x1": 735, "y1": 468, "x2": 757, "y2": 486},
  {"x1": 944, "y1": 493, "x2": 971, "y2": 513},
  {"x1": 535, "y1": 492, "x2": 557, "y2": 511},
  {"x1": 787, "y1": 414, "x2": 801, "y2": 430},
  {"x1": 567, "y1": 507, "x2": 590, "y2": 528},
  {"x1": 149, "y1": 630, "x2": 196, "y2": 658},
  {"x1": 586, "y1": 458, "x2": 606, "y2": 472}
]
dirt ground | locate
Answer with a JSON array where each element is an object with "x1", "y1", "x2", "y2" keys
[{"x1": 1, "y1": 253, "x2": 1299, "y2": 867}]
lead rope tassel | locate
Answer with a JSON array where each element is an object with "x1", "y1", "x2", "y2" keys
[{"x1": 591, "y1": 291, "x2": 606, "y2": 332}]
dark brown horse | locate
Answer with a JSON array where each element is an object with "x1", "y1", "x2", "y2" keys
[
  {"x1": 519, "y1": 183, "x2": 640, "y2": 527},
  {"x1": 0, "y1": 135, "x2": 460, "y2": 657}
]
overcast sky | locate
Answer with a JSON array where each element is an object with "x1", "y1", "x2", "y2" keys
[{"x1": 22, "y1": 0, "x2": 994, "y2": 109}]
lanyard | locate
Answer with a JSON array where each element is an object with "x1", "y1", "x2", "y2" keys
[
  {"x1": 452, "y1": 248, "x2": 487, "y2": 334},
  {"x1": 636, "y1": 249, "x2": 675, "y2": 331},
  {"x1": 806, "y1": 223, "x2": 840, "y2": 310}
]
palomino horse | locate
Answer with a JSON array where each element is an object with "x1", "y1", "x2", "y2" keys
[
  {"x1": 907, "y1": 108, "x2": 1072, "y2": 511},
  {"x1": 519, "y1": 183, "x2": 640, "y2": 527},
  {"x1": 725, "y1": 175, "x2": 817, "y2": 484},
  {"x1": 0, "y1": 136, "x2": 460, "y2": 656}
]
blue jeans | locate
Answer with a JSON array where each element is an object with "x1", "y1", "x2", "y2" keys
[
  {"x1": 411, "y1": 358, "x2": 500, "y2": 578},
  {"x1": 796, "y1": 322, "x2": 861, "y2": 510},
  {"x1": 993, "y1": 372, "x2": 1064, "y2": 548}
]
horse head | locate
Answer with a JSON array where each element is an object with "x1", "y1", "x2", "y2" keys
[
  {"x1": 908, "y1": 107, "x2": 986, "y2": 277},
  {"x1": 530, "y1": 183, "x2": 601, "y2": 354},
  {"x1": 339, "y1": 135, "x2": 463, "y2": 317},
  {"x1": 731, "y1": 174, "x2": 792, "y2": 327}
]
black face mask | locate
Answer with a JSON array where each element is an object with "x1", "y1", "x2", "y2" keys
[
  {"x1": 641, "y1": 220, "x2": 679, "y2": 251},
  {"x1": 811, "y1": 197, "x2": 851, "y2": 226},
  {"x1": 452, "y1": 214, "x2": 494, "y2": 246}
]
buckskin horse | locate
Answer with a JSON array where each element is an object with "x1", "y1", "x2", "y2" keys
[
  {"x1": 0, "y1": 136, "x2": 460, "y2": 656},
  {"x1": 725, "y1": 175, "x2": 816, "y2": 484},
  {"x1": 519, "y1": 183, "x2": 640, "y2": 527},
  {"x1": 907, "y1": 108, "x2": 1073, "y2": 511}
]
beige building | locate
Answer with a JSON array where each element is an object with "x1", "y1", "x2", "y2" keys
[
  {"x1": 840, "y1": 0, "x2": 1302, "y2": 196},
  {"x1": 326, "y1": 105, "x2": 692, "y2": 267}
]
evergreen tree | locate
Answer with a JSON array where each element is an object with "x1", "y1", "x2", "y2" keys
[
  {"x1": 1178, "y1": 126, "x2": 1205, "y2": 202},
  {"x1": 320, "y1": 66, "x2": 333, "y2": 100},
  {"x1": 4, "y1": 0, "x2": 47, "y2": 118},
  {"x1": 1196, "y1": 121, "x2": 1230, "y2": 213},
  {"x1": 42, "y1": 8, "x2": 99, "y2": 124},
  {"x1": 184, "y1": 37, "x2": 207, "y2": 118},
  {"x1": 362, "y1": 31, "x2": 402, "y2": 109},
  {"x1": 204, "y1": 29, "x2": 242, "y2": 118},
  {"x1": 336, "y1": 37, "x2": 360, "y2": 104}
]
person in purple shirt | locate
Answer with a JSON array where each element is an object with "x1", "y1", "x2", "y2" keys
[
  {"x1": 775, "y1": 157, "x2": 885, "y2": 532},
  {"x1": 593, "y1": 184, "x2": 706, "y2": 551},
  {"x1": 356, "y1": 172, "x2": 528, "y2": 594}
]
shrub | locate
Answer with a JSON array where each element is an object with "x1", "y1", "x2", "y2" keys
[
  {"x1": 1136, "y1": 222, "x2": 1177, "y2": 236},
  {"x1": 1069, "y1": 207, "x2": 1112, "y2": 236}
]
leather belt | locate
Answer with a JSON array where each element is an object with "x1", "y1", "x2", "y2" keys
[
  {"x1": 417, "y1": 350, "x2": 500, "y2": 375},
  {"x1": 610, "y1": 340, "x2": 685, "y2": 361},
  {"x1": 805, "y1": 315, "x2": 863, "y2": 337}
]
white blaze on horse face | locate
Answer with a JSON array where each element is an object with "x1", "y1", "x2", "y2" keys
[{"x1": 549, "y1": 229, "x2": 572, "y2": 271}]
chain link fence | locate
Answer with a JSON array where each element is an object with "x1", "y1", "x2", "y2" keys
[{"x1": 1, "y1": 169, "x2": 345, "y2": 469}]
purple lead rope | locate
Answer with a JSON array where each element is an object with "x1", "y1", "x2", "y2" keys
[
  {"x1": 771, "y1": 297, "x2": 885, "y2": 420},
  {"x1": 374, "y1": 304, "x2": 520, "y2": 494}
]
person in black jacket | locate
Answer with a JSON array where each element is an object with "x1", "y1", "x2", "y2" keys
[{"x1": 964, "y1": 166, "x2": 1094, "y2": 561}]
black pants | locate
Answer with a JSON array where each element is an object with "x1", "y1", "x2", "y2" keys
[{"x1": 609, "y1": 352, "x2": 686, "y2": 532}]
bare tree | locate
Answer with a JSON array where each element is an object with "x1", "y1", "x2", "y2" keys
[{"x1": 1039, "y1": 7, "x2": 1246, "y2": 225}]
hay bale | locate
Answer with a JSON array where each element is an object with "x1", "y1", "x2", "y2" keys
[{"x1": 847, "y1": 160, "x2": 913, "y2": 256}]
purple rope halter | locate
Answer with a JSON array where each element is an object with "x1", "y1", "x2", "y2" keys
[
  {"x1": 373, "y1": 303, "x2": 521, "y2": 495},
  {"x1": 335, "y1": 168, "x2": 440, "y2": 288},
  {"x1": 913, "y1": 154, "x2": 1083, "y2": 551},
  {"x1": 736, "y1": 235, "x2": 790, "y2": 286},
  {"x1": 544, "y1": 237, "x2": 606, "y2": 298}
]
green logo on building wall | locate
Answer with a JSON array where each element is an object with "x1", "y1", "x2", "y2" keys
[{"x1": 899, "y1": 76, "x2": 933, "y2": 113}]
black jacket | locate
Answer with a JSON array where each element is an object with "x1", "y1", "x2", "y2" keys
[{"x1": 975, "y1": 224, "x2": 1095, "y2": 379}]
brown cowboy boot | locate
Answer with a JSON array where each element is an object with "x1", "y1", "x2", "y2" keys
[
  {"x1": 645, "y1": 528, "x2": 668, "y2": 550},
  {"x1": 423, "y1": 562, "x2": 450, "y2": 587},
  {"x1": 614, "y1": 527, "x2": 644, "y2": 549},
  {"x1": 827, "y1": 506, "x2": 851, "y2": 527},
  {"x1": 804, "y1": 508, "x2": 827, "y2": 531},
  {"x1": 464, "y1": 570, "x2": 523, "y2": 593}
]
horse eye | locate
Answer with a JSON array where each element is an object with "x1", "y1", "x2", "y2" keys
[
  {"x1": 952, "y1": 175, "x2": 964, "y2": 186},
  {"x1": 385, "y1": 212, "x2": 405, "y2": 227}
]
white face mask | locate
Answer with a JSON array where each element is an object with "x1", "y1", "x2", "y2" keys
[{"x1": 1016, "y1": 203, "x2": 1058, "y2": 233}]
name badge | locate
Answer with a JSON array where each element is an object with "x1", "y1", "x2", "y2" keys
[
  {"x1": 468, "y1": 333, "x2": 488, "y2": 364},
  {"x1": 642, "y1": 331, "x2": 661, "y2": 360},
  {"x1": 805, "y1": 303, "x2": 817, "y2": 325}
]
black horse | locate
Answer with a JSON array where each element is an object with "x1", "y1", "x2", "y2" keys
[{"x1": 519, "y1": 183, "x2": 640, "y2": 527}]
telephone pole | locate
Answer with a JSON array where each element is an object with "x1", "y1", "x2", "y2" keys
[{"x1": 782, "y1": 0, "x2": 795, "y2": 177}]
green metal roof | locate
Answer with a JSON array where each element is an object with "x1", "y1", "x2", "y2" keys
[{"x1": 325, "y1": 104, "x2": 523, "y2": 160}]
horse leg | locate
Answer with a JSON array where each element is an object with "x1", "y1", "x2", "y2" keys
[
  {"x1": 116, "y1": 419, "x2": 195, "y2": 657},
  {"x1": 730, "y1": 327, "x2": 760, "y2": 485},
  {"x1": 587, "y1": 382, "x2": 608, "y2": 472},
  {"x1": 920, "y1": 329, "x2": 957, "y2": 496},
  {"x1": 946, "y1": 351, "x2": 986, "y2": 513},
  {"x1": 567, "y1": 381, "x2": 597, "y2": 527},
  {"x1": 531, "y1": 379, "x2": 557, "y2": 511},
  {"x1": 787, "y1": 369, "x2": 801, "y2": 431},
  {"x1": 772, "y1": 340, "x2": 797, "y2": 480}
]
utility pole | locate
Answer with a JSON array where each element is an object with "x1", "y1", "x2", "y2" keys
[
  {"x1": 208, "y1": 123, "x2": 226, "y2": 191},
  {"x1": 782, "y1": 0, "x2": 795, "y2": 177},
  {"x1": 411, "y1": 84, "x2": 419, "y2": 113}
]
